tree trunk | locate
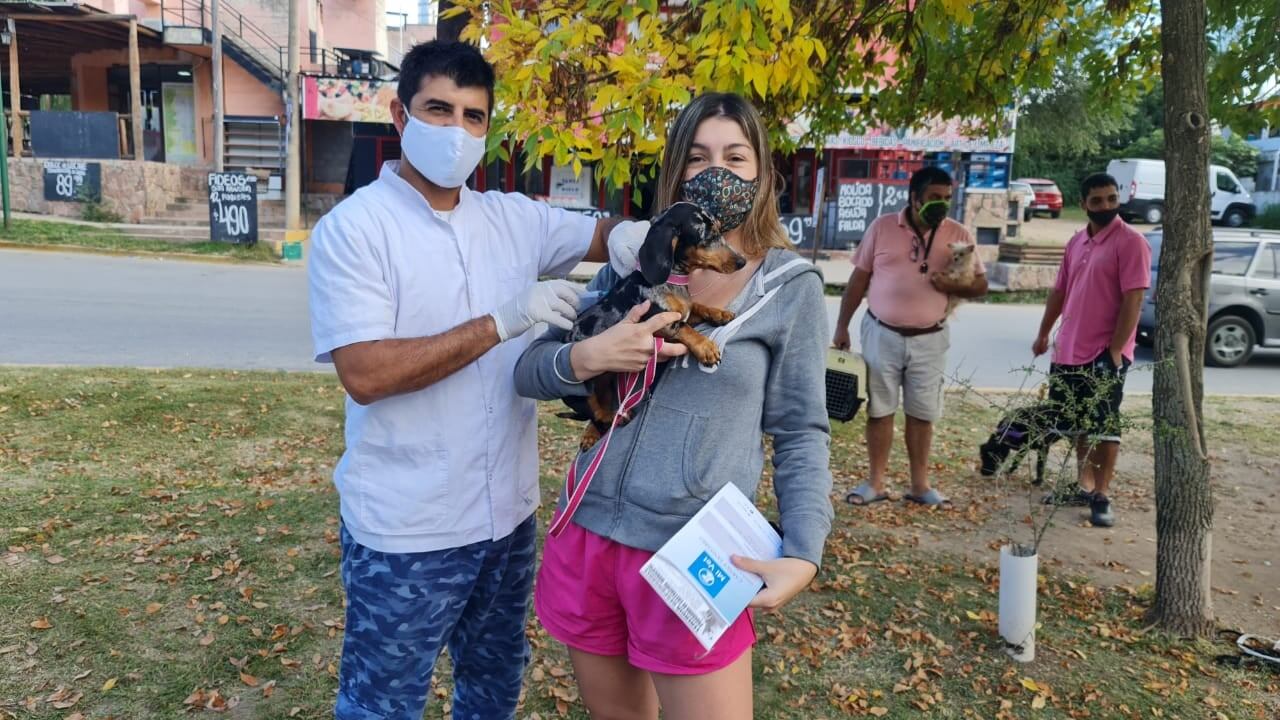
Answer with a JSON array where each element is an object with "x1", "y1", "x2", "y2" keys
[
  {"x1": 1149, "y1": 0, "x2": 1215, "y2": 637},
  {"x1": 436, "y1": 0, "x2": 468, "y2": 43}
]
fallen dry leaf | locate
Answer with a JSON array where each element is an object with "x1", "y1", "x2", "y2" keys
[
  {"x1": 101, "y1": 677, "x2": 117, "y2": 692},
  {"x1": 1020, "y1": 677, "x2": 1041, "y2": 693},
  {"x1": 145, "y1": 602, "x2": 163, "y2": 615},
  {"x1": 30, "y1": 617, "x2": 52, "y2": 630},
  {"x1": 1032, "y1": 693, "x2": 1047, "y2": 709},
  {"x1": 49, "y1": 690, "x2": 83, "y2": 709},
  {"x1": 240, "y1": 672, "x2": 259, "y2": 687}
]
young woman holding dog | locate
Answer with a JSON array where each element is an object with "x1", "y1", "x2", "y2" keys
[{"x1": 514, "y1": 93, "x2": 833, "y2": 720}]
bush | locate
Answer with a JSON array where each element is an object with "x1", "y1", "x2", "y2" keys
[
  {"x1": 80, "y1": 199, "x2": 124, "y2": 224},
  {"x1": 1256, "y1": 204, "x2": 1280, "y2": 231}
]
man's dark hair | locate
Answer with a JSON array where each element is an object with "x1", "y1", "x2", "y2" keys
[
  {"x1": 909, "y1": 166, "x2": 953, "y2": 201},
  {"x1": 396, "y1": 40, "x2": 495, "y2": 113},
  {"x1": 1080, "y1": 172, "x2": 1119, "y2": 200}
]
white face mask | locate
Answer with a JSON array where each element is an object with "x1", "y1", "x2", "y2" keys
[{"x1": 399, "y1": 113, "x2": 486, "y2": 189}]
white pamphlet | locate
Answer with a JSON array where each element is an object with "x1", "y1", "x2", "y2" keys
[{"x1": 639, "y1": 483, "x2": 783, "y2": 651}]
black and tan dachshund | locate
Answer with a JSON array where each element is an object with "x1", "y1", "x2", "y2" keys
[
  {"x1": 978, "y1": 401, "x2": 1064, "y2": 485},
  {"x1": 564, "y1": 201, "x2": 746, "y2": 450}
]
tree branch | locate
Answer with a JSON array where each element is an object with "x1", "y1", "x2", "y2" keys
[{"x1": 1173, "y1": 332, "x2": 1206, "y2": 460}]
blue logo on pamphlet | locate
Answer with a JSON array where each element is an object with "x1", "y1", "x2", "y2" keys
[{"x1": 688, "y1": 552, "x2": 730, "y2": 598}]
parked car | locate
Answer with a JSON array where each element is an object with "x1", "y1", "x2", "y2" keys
[
  {"x1": 1009, "y1": 181, "x2": 1036, "y2": 222},
  {"x1": 1106, "y1": 157, "x2": 1255, "y2": 227},
  {"x1": 1016, "y1": 178, "x2": 1063, "y2": 218},
  {"x1": 1138, "y1": 228, "x2": 1280, "y2": 367}
]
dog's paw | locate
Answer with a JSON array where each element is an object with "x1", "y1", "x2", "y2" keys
[
  {"x1": 691, "y1": 338, "x2": 722, "y2": 366},
  {"x1": 699, "y1": 307, "x2": 736, "y2": 326},
  {"x1": 579, "y1": 424, "x2": 603, "y2": 452}
]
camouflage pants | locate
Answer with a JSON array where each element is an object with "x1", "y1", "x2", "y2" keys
[{"x1": 334, "y1": 516, "x2": 537, "y2": 720}]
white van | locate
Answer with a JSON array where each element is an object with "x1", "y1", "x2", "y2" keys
[{"x1": 1106, "y1": 158, "x2": 1255, "y2": 227}]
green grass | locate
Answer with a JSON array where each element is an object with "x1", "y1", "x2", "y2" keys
[
  {"x1": 1255, "y1": 203, "x2": 1280, "y2": 231},
  {"x1": 1, "y1": 368, "x2": 1276, "y2": 719},
  {"x1": 1054, "y1": 206, "x2": 1086, "y2": 224},
  {"x1": 0, "y1": 219, "x2": 279, "y2": 263},
  {"x1": 823, "y1": 284, "x2": 1050, "y2": 305},
  {"x1": 977, "y1": 289, "x2": 1051, "y2": 305}
]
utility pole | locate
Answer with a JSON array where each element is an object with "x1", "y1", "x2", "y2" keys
[
  {"x1": 0, "y1": 59, "x2": 10, "y2": 231},
  {"x1": 211, "y1": 0, "x2": 224, "y2": 171},
  {"x1": 436, "y1": 1, "x2": 465, "y2": 43},
  {"x1": 386, "y1": 11, "x2": 407, "y2": 61},
  {"x1": 285, "y1": 0, "x2": 300, "y2": 229}
]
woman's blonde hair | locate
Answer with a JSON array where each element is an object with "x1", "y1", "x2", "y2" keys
[{"x1": 653, "y1": 93, "x2": 791, "y2": 259}]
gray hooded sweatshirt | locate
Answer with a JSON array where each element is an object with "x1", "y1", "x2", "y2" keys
[{"x1": 513, "y1": 248, "x2": 834, "y2": 567}]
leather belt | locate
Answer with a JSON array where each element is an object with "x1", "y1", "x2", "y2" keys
[{"x1": 868, "y1": 310, "x2": 945, "y2": 337}]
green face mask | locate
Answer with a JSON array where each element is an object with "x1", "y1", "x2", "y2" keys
[{"x1": 919, "y1": 200, "x2": 950, "y2": 229}]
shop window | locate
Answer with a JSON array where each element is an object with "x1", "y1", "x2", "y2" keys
[
  {"x1": 483, "y1": 156, "x2": 509, "y2": 192},
  {"x1": 517, "y1": 148, "x2": 547, "y2": 197},
  {"x1": 838, "y1": 157, "x2": 869, "y2": 179},
  {"x1": 793, "y1": 158, "x2": 813, "y2": 214}
]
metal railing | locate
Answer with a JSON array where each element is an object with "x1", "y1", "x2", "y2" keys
[
  {"x1": 157, "y1": 0, "x2": 284, "y2": 81},
  {"x1": 281, "y1": 47, "x2": 396, "y2": 79}
]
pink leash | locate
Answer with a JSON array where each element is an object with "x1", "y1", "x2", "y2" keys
[{"x1": 549, "y1": 335, "x2": 665, "y2": 537}]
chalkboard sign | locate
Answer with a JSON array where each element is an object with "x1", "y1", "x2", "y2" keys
[
  {"x1": 30, "y1": 111, "x2": 121, "y2": 159},
  {"x1": 833, "y1": 181, "x2": 911, "y2": 245},
  {"x1": 43, "y1": 160, "x2": 102, "y2": 203},
  {"x1": 208, "y1": 172, "x2": 259, "y2": 245},
  {"x1": 779, "y1": 213, "x2": 817, "y2": 248}
]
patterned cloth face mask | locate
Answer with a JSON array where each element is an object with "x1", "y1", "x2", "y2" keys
[{"x1": 680, "y1": 166, "x2": 759, "y2": 232}]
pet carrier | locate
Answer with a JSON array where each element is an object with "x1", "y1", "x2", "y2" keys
[{"x1": 825, "y1": 348, "x2": 868, "y2": 422}]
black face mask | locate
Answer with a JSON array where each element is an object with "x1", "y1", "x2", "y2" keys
[
  {"x1": 1087, "y1": 208, "x2": 1120, "y2": 228},
  {"x1": 919, "y1": 200, "x2": 950, "y2": 229}
]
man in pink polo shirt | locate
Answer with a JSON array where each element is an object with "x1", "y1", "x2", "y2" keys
[
  {"x1": 834, "y1": 167, "x2": 988, "y2": 508},
  {"x1": 1033, "y1": 172, "x2": 1151, "y2": 528}
]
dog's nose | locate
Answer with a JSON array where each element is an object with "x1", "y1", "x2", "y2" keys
[{"x1": 733, "y1": 254, "x2": 747, "y2": 270}]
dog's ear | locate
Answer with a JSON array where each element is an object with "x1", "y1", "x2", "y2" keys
[{"x1": 638, "y1": 217, "x2": 676, "y2": 285}]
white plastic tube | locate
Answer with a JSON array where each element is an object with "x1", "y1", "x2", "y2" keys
[{"x1": 999, "y1": 544, "x2": 1038, "y2": 663}]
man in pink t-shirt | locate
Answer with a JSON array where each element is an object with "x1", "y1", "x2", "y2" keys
[
  {"x1": 1033, "y1": 172, "x2": 1151, "y2": 528},
  {"x1": 834, "y1": 167, "x2": 988, "y2": 509}
]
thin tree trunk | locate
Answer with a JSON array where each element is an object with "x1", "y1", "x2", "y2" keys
[
  {"x1": 436, "y1": 0, "x2": 468, "y2": 43},
  {"x1": 1149, "y1": 0, "x2": 1215, "y2": 637}
]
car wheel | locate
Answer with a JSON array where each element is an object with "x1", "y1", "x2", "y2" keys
[
  {"x1": 1050, "y1": 210, "x2": 1060, "y2": 219},
  {"x1": 1144, "y1": 204, "x2": 1164, "y2": 224},
  {"x1": 1205, "y1": 315, "x2": 1256, "y2": 368},
  {"x1": 1223, "y1": 207, "x2": 1247, "y2": 228},
  {"x1": 1024, "y1": 210, "x2": 1032, "y2": 222},
  {"x1": 1135, "y1": 332, "x2": 1154, "y2": 348}
]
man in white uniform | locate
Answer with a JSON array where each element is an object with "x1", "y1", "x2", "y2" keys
[{"x1": 308, "y1": 41, "x2": 646, "y2": 720}]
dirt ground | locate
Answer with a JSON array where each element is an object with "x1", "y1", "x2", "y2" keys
[{"x1": 853, "y1": 396, "x2": 1280, "y2": 636}]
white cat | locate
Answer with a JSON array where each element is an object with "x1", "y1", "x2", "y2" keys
[{"x1": 939, "y1": 243, "x2": 976, "y2": 318}]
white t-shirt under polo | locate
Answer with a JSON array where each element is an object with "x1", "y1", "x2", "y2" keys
[{"x1": 308, "y1": 161, "x2": 594, "y2": 553}]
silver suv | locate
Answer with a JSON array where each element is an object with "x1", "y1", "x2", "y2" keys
[{"x1": 1138, "y1": 228, "x2": 1280, "y2": 367}]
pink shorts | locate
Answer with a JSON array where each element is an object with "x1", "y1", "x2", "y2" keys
[{"x1": 535, "y1": 518, "x2": 756, "y2": 675}]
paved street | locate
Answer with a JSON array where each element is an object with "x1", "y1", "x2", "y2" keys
[
  {"x1": 2, "y1": 249, "x2": 1278, "y2": 394},
  {"x1": 0, "y1": 249, "x2": 314, "y2": 371}
]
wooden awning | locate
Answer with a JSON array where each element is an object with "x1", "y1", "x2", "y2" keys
[{"x1": 0, "y1": 3, "x2": 166, "y2": 95}]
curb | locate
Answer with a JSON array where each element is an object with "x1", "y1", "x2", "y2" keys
[{"x1": 0, "y1": 240, "x2": 291, "y2": 268}]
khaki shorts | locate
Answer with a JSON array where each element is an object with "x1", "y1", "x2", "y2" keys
[{"x1": 860, "y1": 313, "x2": 949, "y2": 422}]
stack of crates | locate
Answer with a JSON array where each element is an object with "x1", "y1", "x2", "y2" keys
[{"x1": 965, "y1": 153, "x2": 1010, "y2": 189}]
